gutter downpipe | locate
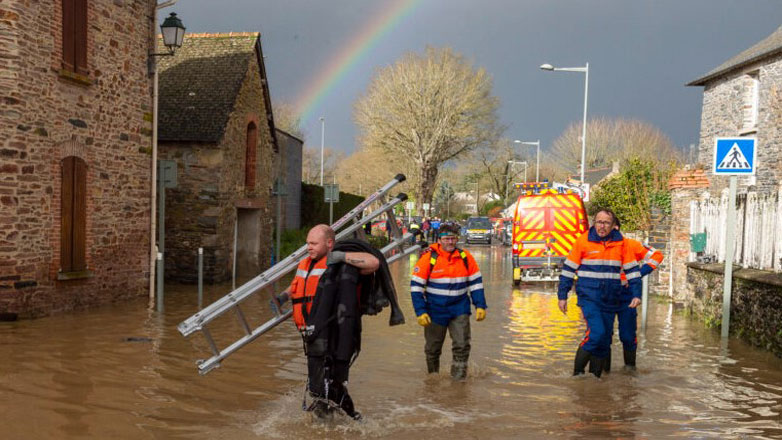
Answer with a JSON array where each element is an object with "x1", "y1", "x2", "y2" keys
[{"x1": 150, "y1": 0, "x2": 178, "y2": 306}]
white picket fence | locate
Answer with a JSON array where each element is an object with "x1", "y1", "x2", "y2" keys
[{"x1": 689, "y1": 185, "x2": 782, "y2": 272}]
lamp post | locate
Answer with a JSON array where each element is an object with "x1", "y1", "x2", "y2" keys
[
  {"x1": 319, "y1": 116, "x2": 325, "y2": 186},
  {"x1": 149, "y1": 7, "x2": 185, "y2": 308},
  {"x1": 540, "y1": 62, "x2": 589, "y2": 184},
  {"x1": 514, "y1": 139, "x2": 540, "y2": 182}
]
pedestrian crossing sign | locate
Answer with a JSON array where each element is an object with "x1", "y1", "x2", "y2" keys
[{"x1": 714, "y1": 137, "x2": 756, "y2": 175}]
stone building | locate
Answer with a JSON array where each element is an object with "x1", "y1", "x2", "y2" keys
[
  {"x1": 667, "y1": 25, "x2": 782, "y2": 355},
  {"x1": 0, "y1": 0, "x2": 157, "y2": 318},
  {"x1": 157, "y1": 33, "x2": 279, "y2": 283}
]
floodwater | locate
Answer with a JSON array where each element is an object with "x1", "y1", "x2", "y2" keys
[{"x1": 2, "y1": 244, "x2": 782, "y2": 439}]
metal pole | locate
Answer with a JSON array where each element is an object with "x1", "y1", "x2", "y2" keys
[
  {"x1": 232, "y1": 215, "x2": 238, "y2": 291},
  {"x1": 197, "y1": 247, "x2": 203, "y2": 310},
  {"x1": 641, "y1": 275, "x2": 649, "y2": 330},
  {"x1": 535, "y1": 140, "x2": 540, "y2": 182},
  {"x1": 721, "y1": 175, "x2": 738, "y2": 339},
  {"x1": 276, "y1": 190, "x2": 282, "y2": 264},
  {"x1": 319, "y1": 116, "x2": 325, "y2": 186},
  {"x1": 329, "y1": 200, "x2": 334, "y2": 225},
  {"x1": 580, "y1": 63, "x2": 589, "y2": 185},
  {"x1": 156, "y1": 252, "x2": 164, "y2": 312}
]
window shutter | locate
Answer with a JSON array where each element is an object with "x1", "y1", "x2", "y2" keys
[
  {"x1": 60, "y1": 157, "x2": 75, "y2": 272},
  {"x1": 61, "y1": 0, "x2": 75, "y2": 72},
  {"x1": 72, "y1": 158, "x2": 87, "y2": 271},
  {"x1": 74, "y1": 0, "x2": 88, "y2": 74}
]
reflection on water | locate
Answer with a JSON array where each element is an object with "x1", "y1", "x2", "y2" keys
[{"x1": 1, "y1": 244, "x2": 781, "y2": 439}]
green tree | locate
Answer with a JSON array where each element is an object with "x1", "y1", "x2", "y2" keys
[{"x1": 589, "y1": 157, "x2": 677, "y2": 231}]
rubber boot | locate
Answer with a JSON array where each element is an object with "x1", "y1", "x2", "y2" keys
[
  {"x1": 451, "y1": 361, "x2": 467, "y2": 381},
  {"x1": 573, "y1": 347, "x2": 591, "y2": 376},
  {"x1": 426, "y1": 358, "x2": 440, "y2": 374},
  {"x1": 623, "y1": 349, "x2": 637, "y2": 371},
  {"x1": 603, "y1": 348, "x2": 612, "y2": 374},
  {"x1": 590, "y1": 356, "x2": 606, "y2": 378}
]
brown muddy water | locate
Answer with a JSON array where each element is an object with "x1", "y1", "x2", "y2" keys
[{"x1": 1, "y1": 244, "x2": 781, "y2": 439}]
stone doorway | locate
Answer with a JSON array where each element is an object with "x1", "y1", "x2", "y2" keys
[{"x1": 236, "y1": 208, "x2": 261, "y2": 278}]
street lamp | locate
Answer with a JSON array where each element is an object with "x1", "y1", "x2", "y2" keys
[
  {"x1": 514, "y1": 139, "x2": 540, "y2": 182},
  {"x1": 540, "y1": 62, "x2": 589, "y2": 184},
  {"x1": 149, "y1": 6, "x2": 186, "y2": 306},
  {"x1": 319, "y1": 116, "x2": 325, "y2": 186}
]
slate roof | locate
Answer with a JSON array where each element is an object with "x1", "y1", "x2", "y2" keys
[
  {"x1": 569, "y1": 166, "x2": 614, "y2": 187},
  {"x1": 688, "y1": 26, "x2": 782, "y2": 86},
  {"x1": 157, "y1": 32, "x2": 268, "y2": 143}
]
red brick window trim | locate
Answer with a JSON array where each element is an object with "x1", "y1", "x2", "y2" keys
[
  {"x1": 61, "y1": 0, "x2": 88, "y2": 77},
  {"x1": 60, "y1": 156, "x2": 88, "y2": 275},
  {"x1": 245, "y1": 122, "x2": 258, "y2": 189}
]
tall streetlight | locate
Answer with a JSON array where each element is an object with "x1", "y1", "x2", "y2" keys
[
  {"x1": 319, "y1": 116, "x2": 325, "y2": 186},
  {"x1": 540, "y1": 62, "x2": 589, "y2": 185},
  {"x1": 514, "y1": 139, "x2": 540, "y2": 182}
]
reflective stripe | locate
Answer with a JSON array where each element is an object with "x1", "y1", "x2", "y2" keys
[
  {"x1": 425, "y1": 287, "x2": 468, "y2": 296},
  {"x1": 564, "y1": 259, "x2": 579, "y2": 270},
  {"x1": 296, "y1": 269, "x2": 308, "y2": 278},
  {"x1": 581, "y1": 259, "x2": 622, "y2": 267},
  {"x1": 411, "y1": 275, "x2": 427, "y2": 285},
  {"x1": 468, "y1": 272, "x2": 482, "y2": 282},
  {"x1": 622, "y1": 262, "x2": 639, "y2": 270},
  {"x1": 643, "y1": 249, "x2": 655, "y2": 261},
  {"x1": 626, "y1": 271, "x2": 641, "y2": 280},
  {"x1": 428, "y1": 276, "x2": 468, "y2": 284},
  {"x1": 411, "y1": 285, "x2": 425, "y2": 293},
  {"x1": 576, "y1": 270, "x2": 621, "y2": 280},
  {"x1": 309, "y1": 268, "x2": 326, "y2": 276},
  {"x1": 560, "y1": 271, "x2": 576, "y2": 279},
  {"x1": 468, "y1": 283, "x2": 484, "y2": 292}
]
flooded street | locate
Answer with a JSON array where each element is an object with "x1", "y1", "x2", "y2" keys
[{"x1": 2, "y1": 244, "x2": 782, "y2": 439}]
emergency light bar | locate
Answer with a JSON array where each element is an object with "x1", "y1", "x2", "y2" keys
[{"x1": 513, "y1": 182, "x2": 551, "y2": 194}]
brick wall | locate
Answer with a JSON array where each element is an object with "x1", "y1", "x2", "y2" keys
[{"x1": 0, "y1": 0, "x2": 155, "y2": 318}]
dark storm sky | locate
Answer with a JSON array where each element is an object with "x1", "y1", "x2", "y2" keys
[{"x1": 159, "y1": 0, "x2": 782, "y2": 157}]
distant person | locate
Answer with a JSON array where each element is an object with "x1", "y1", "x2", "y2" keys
[
  {"x1": 422, "y1": 218, "x2": 431, "y2": 242},
  {"x1": 556, "y1": 210, "x2": 641, "y2": 378},
  {"x1": 430, "y1": 217, "x2": 441, "y2": 241},
  {"x1": 410, "y1": 223, "x2": 487, "y2": 380}
]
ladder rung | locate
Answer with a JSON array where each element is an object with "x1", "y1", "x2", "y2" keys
[{"x1": 233, "y1": 305, "x2": 252, "y2": 335}]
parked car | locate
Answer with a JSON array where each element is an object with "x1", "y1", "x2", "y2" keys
[
  {"x1": 465, "y1": 217, "x2": 493, "y2": 244},
  {"x1": 502, "y1": 222, "x2": 513, "y2": 246}
]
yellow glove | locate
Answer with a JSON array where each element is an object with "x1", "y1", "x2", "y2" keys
[
  {"x1": 475, "y1": 308, "x2": 486, "y2": 321},
  {"x1": 417, "y1": 313, "x2": 431, "y2": 327}
]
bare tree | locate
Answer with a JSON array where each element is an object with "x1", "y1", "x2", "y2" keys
[
  {"x1": 301, "y1": 146, "x2": 343, "y2": 185},
  {"x1": 550, "y1": 118, "x2": 682, "y2": 178},
  {"x1": 272, "y1": 100, "x2": 305, "y2": 140},
  {"x1": 354, "y1": 47, "x2": 501, "y2": 212}
]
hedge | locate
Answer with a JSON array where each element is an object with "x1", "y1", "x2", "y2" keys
[{"x1": 300, "y1": 183, "x2": 365, "y2": 227}]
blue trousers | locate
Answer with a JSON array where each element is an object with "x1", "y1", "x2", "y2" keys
[
  {"x1": 608, "y1": 305, "x2": 638, "y2": 351},
  {"x1": 577, "y1": 299, "x2": 612, "y2": 358}
]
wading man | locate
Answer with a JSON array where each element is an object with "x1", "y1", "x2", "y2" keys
[
  {"x1": 281, "y1": 224, "x2": 381, "y2": 419},
  {"x1": 557, "y1": 210, "x2": 641, "y2": 378},
  {"x1": 410, "y1": 223, "x2": 487, "y2": 380}
]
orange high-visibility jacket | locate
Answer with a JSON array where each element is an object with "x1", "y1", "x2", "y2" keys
[
  {"x1": 289, "y1": 256, "x2": 327, "y2": 330},
  {"x1": 620, "y1": 238, "x2": 664, "y2": 282}
]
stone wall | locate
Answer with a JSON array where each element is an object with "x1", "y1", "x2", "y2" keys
[
  {"x1": 274, "y1": 129, "x2": 302, "y2": 231},
  {"x1": 161, "y1": 52, "x2": 274, "y2": 283},
  {"x1": 696, "y1": 53, "x2": 782, "y2": 193},
  {"x1": 685, "y1": 262, "x2": 782, "y2": 357},
  {"x1": 647, "y1": 207, "x2": 672, "y2": 296},
  {"x1": 0, "y1": 0, "x2": 155, "y2": 318}
]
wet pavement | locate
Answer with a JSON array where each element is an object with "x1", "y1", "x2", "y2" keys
[{"x1": 1, "y1": 243, "x2": 781, "y2": 439}]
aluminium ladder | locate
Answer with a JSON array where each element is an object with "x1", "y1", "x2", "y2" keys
[{"x1": 178, "y1": 174, "x2": 418, "y2": 374}]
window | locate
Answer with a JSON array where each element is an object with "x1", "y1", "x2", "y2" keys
[
  {"x1": 743, "y1": 72, "x2": 759, "y2": 130},
  {"x1": 61, "y1": 156, "x2": 87, "y2": 273},
  {"x1": 245, "y1": 122, "x2": 257, "y2": 189},
  {"x1": 62, "y1": 0, "x2": 88, "y2": 75}
]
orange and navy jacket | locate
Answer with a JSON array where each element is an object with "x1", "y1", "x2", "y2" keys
[
  {"x1": 289, "y1": 255, "x2": 327, "y2": 330},
  {"x1": 621, "y1": 238, "x2": 664, "y2": 282},
  {"x1": 557, "y1": 227, "x2": 641, "y2": 306},
  {"x1": 410, "y1": 243, "x2": 486, "y2": 327}
]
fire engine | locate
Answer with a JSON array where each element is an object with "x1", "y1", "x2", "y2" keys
[{"x1": 511, "y1": 182, "x2": 589, "y2": 284}]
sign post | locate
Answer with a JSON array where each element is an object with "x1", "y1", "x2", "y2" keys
[
  {"x1": 156, "y1": 160, "x2": 177, "y2": 311},
  {"x1": 324, "y1": 184, "x2": 339, "y2": 224},
  {"x1": 713, "y1": 137, "x2": 756, "y2": 339}
]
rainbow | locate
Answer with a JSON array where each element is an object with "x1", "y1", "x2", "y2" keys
[{"x1": 294, "y1": 0, "x2": 420, "y2": 124}]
